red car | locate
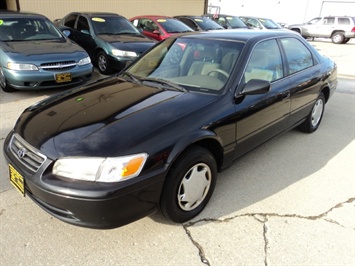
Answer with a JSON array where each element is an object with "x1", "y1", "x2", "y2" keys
[{"x1": 130, "y1": 15, "x2": 194, "y2": 41}]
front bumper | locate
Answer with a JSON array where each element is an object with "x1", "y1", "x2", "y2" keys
[
  {"x1": 3, "y1": 64, "x2": 93, "y2": 90},
  {"x1": 3, "y1": 131, "x2": 166, "y2": 229}
]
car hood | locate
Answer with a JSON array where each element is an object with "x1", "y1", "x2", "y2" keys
[
  {"x1": 16, "y1": 77, "x2": 215, "y2": 159},
  {"x1": 97, "y1": 34, "x2": 155, "y2": 53},
  {"x1": 1, "y1": 38, "x2": 88, "y2": 61}
]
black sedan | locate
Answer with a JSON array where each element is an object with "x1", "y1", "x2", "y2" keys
[
  {"x1": 55, "y1": 12, "x2": 156, "y2": 74},
  {"x1": 3, "y1": 30, "x2": 337, "y2": 229}
]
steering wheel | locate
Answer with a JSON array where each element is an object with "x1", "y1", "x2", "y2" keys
[{"x1": 207, "y1": 69, "x2": 230, "y2": 78}]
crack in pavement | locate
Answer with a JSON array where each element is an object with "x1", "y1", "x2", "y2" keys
[
  {"x1": 182, "y1": 225, "x2": 210, "y2": 266},
  {"x1": 182, "y1": 197, "x2": 354, "y2": 266}
]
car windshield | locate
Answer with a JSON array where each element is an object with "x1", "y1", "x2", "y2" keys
[
  {"x1": 125, "y1": 36, "x2": 244, "y2": 94},
  {"x1": 156, "y1": 18, "x2": 193, "y2": 33},
  {"x1": 194, "y1": 17, "x2": 224, "y2": 30},
  {"x1": 259, "y1": 18, "x2": 281, "y2": 29},
  {"x1": 226, "y1": 16, "x2": 248, "y2": 28},
  {"x1": 0, "y1": 17, "x2": 63, "y2": 41},
  {"x1": 92, "y1": 16, "x2": 141, "y2": 35}
]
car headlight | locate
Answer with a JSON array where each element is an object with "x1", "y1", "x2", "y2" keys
[
  {"x1": 112, "y1": 49, "x2": 138, "y2": 57},
  {"x1": 53, "y1": 153, "x2": 148, "y2": 183},
  {"x1": 7, "y1": 62, "x2": 38, "y2": 71},
  {"x1": 78, "y1": 56, "x2": 91, "y2": 66}
]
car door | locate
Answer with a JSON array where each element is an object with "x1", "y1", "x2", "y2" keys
[
  {"x1": 71, "y1": 16, "x2": 97, "y2": 59},
  {"x1": 234, "y1": 39, "x2": 291, "y2": 158},
  {"x1": 279, "y1": 37, "x2": 323, "y2": 127},
  {"x1": 139, "y1": 18, "x2": 163, "y2": 41}
]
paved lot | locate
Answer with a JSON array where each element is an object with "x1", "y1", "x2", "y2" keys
[{"x1": 0, "y1": 40, "x2": 354, "y2": 266}]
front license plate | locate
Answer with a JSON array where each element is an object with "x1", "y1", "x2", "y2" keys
[
  {"x1": 9, "y1": 164, "x2": 25, "y2": 196},
  {"x1": 55, "y1": 73, "x2": 72, "y2": 83}
]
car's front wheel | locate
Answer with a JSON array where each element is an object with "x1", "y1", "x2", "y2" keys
[
  {"x1": 160, "y1": 146, "x2": 217, "y2": 223},
  {"x1": 0, "y1": 67, "x2": 15, "y2": 92},
  {"x1": 299, "y1": 92, "x2": 325, "y2": 133},
  {"x1": 331, "y1": 32, "x2": 345, "y2": 44},
  {"x1": 96, "y1": 51, "x2": 112, "y2": 75}
]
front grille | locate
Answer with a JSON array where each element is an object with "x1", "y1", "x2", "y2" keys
[
  {"x1": 40, "y1": 60, "x2": 76, "y2": 72},
  {"x1": 9, "y1": 133, "x2": 47, "y2": 173}
]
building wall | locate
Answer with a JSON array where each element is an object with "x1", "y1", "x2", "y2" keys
[
  {"x1": 6, "y1": 0, "x2": 206, "y2": 21},
  {"x1": 207, "y1": 0, "x2": 355, "y2": 25},
  {"x1": 5, "y1": 0, "x2": 18, "y2": 10}
]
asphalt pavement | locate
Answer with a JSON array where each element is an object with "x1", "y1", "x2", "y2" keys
[{"x1": 0, "y1": 39, "x2": 354, "y2": 266}]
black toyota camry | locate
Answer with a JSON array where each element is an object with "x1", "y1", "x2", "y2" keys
[{"x1": 3, "y1": 29, "x2": 337, "y2": 229}]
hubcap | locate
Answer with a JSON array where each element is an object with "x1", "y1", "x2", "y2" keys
[
  {"x1": 0, "y1": 68, "x2": 6, "y2": 88},
  {"x1": 98, "y1": 55, "x2": 107, "y2": 72},
  {"x1": 333, "y1": 34, "x2": 341, "y2": 43},
  {"x1": 177, "y1": 163, "x2": 212, "y2": 211},
  {"x1": 311, "y1": 98, "x2": 324, "y2": 127}
]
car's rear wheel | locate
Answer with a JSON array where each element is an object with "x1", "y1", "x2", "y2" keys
[
  {"x1": 299, "y1": 92, "x2": 325, "y2": 133},
  {"x1": 331, "y1": 32, "x2": 345, "y2": 44},
  {"x1": 160, "y1": 146, "x2": 217, "y2": 223},
  {"x1": 96, "y1": 51, "x2": 112, "y2": 75},
  {"x1": 0, "y1": 67, "x2": 15, "y2": 92},
  {"x1": 342, "y1": 38, "x2": 350, "y2": 44}
]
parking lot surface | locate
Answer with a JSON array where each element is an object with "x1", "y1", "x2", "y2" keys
[{"x1": 0, "y1": 40, "x2": 354, "y2": 266}]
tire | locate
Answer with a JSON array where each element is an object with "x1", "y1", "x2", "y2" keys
[
  {"x1": 299, "y1": 92, "x2": 325, "y2": 133},
  {"x1": 0, "y1": 67, "x2": 15, "y2": 92},
  {"x1": 160, "y1": 146, "x2": 217, "y2": 223},
  {"x1": 96, "y1": 51, "x2": 112, "y2": 75},
  {"x1": 331, "y1": 32, "x2": 345, "y2": 44},
  {"x1": 342, "y1": 38, "x2": 350, "y2": 44}
]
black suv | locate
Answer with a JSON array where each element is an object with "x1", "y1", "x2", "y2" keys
[{"x1": 288, "y1": 16, "x2": 355, "y2": 44}]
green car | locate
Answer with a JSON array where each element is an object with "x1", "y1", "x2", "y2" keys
[{"x1": 0, "y1": 11, "x2": 93, "y2": 92}]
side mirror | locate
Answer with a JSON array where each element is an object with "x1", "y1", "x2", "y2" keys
[
  {"x1": 240, "y1": 79, "x2": 270, "y2": 95},
  {"x1": 62, "y1": 29, "x2": 71, "y2": 37}
]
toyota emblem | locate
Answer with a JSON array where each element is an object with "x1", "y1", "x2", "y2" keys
[{"x1": 17, "y1": 148, "x2": 27, "y2": 158}]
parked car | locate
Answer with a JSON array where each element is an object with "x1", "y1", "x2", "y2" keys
[
  {"x1": 203, "y1": 14, "x2": 248, "y2": 29},
  {"x1": 0, "y1": 11, "x2": 93, "y2": 92},
  {"x1": 55, "y1": 12, "x2": 156, "y2": 74},
  {"x1": 174, "y1": 15, "x2": 224, "y2": 31},
  {"x1": 129, "y1": 15, "x2": 194, "y2": 41},
  {"x1": 4, "y1": 29, "x2": 337, "y2": 229},
  {"x1": 239, "y1": 16, "x2": 283, "y2": 30},
  {"x1": 287, "y1": 16, "x2": 355, "y2": 44}
]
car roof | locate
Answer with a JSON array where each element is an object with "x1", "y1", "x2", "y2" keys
[
  {"x1": 205, "y1": 14, "x2": 239, "y2": 17},
  {"x1": 130, "y1": 15, "x2": 174, "y2": 20},
  {"x1": 0, "y1": 10, "x2": 47, "y2": 19},
  {"x1": 175, "y1": 15, "x2": 205, "y2": 19},
  {"x1": 67, "y1": 12, "x2": 123, "y2": 17},
  {"x1": 177, "y1": 29, "x2": 298, "y2": 42}
]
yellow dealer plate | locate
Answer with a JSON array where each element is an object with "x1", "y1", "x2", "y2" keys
[
  {"x1": 9, "y1": 164, "x2": 25, "y2": 196},
  {"x1": 55, "y1": 73, "x2": 72, "y2": 83}
]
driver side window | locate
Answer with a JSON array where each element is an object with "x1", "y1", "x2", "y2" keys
[
  {"x1": 244, "y1": 39, "x2": 283, "y2": 83},
  {"x1": 77, "y1": 16, "x2": 90, "y2": 32}
]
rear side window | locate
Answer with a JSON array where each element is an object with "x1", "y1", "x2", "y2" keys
[
  {"x1": 323, "y1": 17, "x2": 335, "y2": 25},
  {"x1": 179, "y1": 18, "x2": 197, "y2": 30},
  {"x1": 63, "y1": 14, "x2": 77, "y2": 28},
  {"x1": 280, "y1": 38, "x2": 314, "y2": 75},
  {"x1": 338, "y1": 17, "x2": 350, "y2": 25}
]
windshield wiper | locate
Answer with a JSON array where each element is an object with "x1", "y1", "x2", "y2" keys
[
  {"x1": 140, "y1": 77, "x2": 187, "y2": 92},
  {"x1": 120, "y1": 71, "x2": 142, "y2": 84}
]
